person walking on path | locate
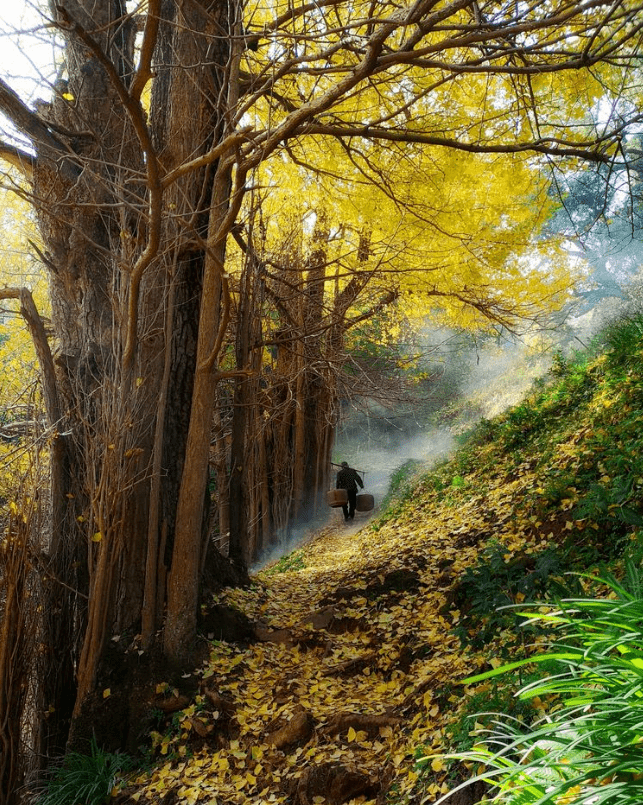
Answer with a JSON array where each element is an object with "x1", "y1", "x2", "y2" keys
[{"x1": 336, "y1": 461, "x2": 364, "y2": 521}]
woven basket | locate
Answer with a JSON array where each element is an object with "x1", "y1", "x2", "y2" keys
[{"x1": 326, "y1": 489, "x2": 348, "y2": 508}]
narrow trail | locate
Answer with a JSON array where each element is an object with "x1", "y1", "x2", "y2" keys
[
  {"x1": 131, "y1": 480, "x2": 519, "y2": 805},
  {"x1": 261, "y1": 508, "x2": 376, "y2": 572}
]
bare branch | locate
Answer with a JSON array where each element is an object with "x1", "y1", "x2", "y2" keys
[
  {"x1": 0, "y1": 78, "x2": 78, "y2": 179},
  {"x1": 130, "y1": 0, "x2": 161, "y2": 101},
  {"x1": 343, "y1": 289, "x2": 399, "y2": 330},
  {"x1": 300, "y1": 123, "x2": 623, "y2": 161},
  {"x1": 160, "y1": 128, "x2": 253, "y2": 190}
]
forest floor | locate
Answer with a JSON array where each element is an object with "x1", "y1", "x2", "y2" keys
[
  {"x1": 118, "y1": 319, "x2": 643, "y2": 805},
  {"x1": 123, "y1": 500, "x2": 492, "y2": 805}
]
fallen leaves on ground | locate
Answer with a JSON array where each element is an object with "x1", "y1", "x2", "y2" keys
[
  {"x1": 126, "y1": 462, "x2": 574, "y2": 804},
  {"x1": 125, "y1": 345, "x2": 643, "y2": 805}
]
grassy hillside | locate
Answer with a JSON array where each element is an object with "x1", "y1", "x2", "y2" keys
[{"x1": 62, "y1": 315, "x2": 643, "y2": 805}]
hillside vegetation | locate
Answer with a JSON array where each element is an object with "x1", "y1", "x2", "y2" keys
[{"x1": 64, "y1": 315, "x2": 643, "y2": 805}]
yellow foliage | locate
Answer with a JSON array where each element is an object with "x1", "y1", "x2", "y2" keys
[
  {"x1": 0, "y1": 184, "x2": 48, "y2": 499},
  {"x1": 235, "y1": 128, "x2": 574, "y2": 339},
  {"x1": 222, "y1": 0, "x2": 629, "y2": 334}
]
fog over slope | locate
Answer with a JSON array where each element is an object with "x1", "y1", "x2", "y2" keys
[
  {"x1": 252, "y1": 286, "x2": 641, "y2": 571},
  {"x1": 334, "y1": 290, "x2": 641, "y2": 502}
]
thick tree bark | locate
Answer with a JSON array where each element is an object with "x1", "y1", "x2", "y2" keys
[
  {"x1": 0, "y1": 511, "x2": 34, "y2": 805},
  {"x1": 19, "y1": 0, "x2": 237, "y2": 732}
]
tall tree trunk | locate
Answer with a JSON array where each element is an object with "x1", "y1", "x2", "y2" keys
[
  {"x1": 213, "y1": 401, "x2": 231, "y2": 550},
  {"x1": 164, "y1": 159, "x2": 237, "y2": 663},
  {"x1": 228, "y1": 263, "x2": 253, "y2": 566},
  {"x1": 29, "y1": 0, "x2": 238, "y2": 734},
  {"x1": 0, "y1": 494, "x2": 40, "y2": 805},
  {"x1": 33, "y1": 0, "x2": 144, "y2": 743}
]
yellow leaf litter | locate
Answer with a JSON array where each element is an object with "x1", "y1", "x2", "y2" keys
[{"x1": 127, "y1": 450, "x2": 571, "y2": 805}]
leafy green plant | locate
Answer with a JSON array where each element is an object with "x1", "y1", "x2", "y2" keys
[
  {"x1": 603, "y1": 313, "x2": 643, "y2": 368},
  {"x1": 450, "y1": 541, "x2": 570, "y2": 650},
  {"x1": 445, "y1": 673, "x2": 544, "y2": 756},
  {"x1": 549, "y1": 349, "x2": 568, "y2": 378},
  {"x1": 147, "y1": 696, "x2": 214, "y2": 760},
  {"x1": 456, "y1": 416, "x2": 498, "y2": 448},
  {"x1": 372, "y1": 459, "x2": 426, "y2": 530},
  {"x1": 37, "y1": 739, "x2": 135, "y2": 805},
  {"x1": 539, "y1": 470, "x2": 577, "y2": 507},
  {"x1": 381, "y1": 459, "x2": 424, "y2": 506},
  {"x1": 430, "y1": 560, "x2": 643, "y2": 805}
]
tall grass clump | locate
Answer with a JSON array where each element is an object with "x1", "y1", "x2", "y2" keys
[
  {"x1": 602, "y1": 312, "x2": 643, "y2": 367},
  {"x1": 428, "y1": 558, "x2": 643, "y2": 805},
  {"x1": 373, "y1": 459, "x2": 425, "y2": 529},
  {"x1": 37, "y1": 739, "x2": 134, "y2": 805}
]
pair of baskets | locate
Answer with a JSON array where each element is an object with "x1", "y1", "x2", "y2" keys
[{"x1": 325, "y1": 488, "x2": 374, "y2": 512}]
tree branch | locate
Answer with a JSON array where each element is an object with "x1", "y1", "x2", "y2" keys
[
  {"x1": 0, "y1": 287, "x2": 62, "y2": 428},
  {"x1": 160, "y1": 128, "x2": 253, "y2": 190},
  {"x1": 343, "y1": 289, "x2": 399, "y2": 331},
  {"x1": 130, "y1": 0, "x2": 161, "y2": 101},
  {"x1": 301, "y1": 123, "x2": 621, "y2": 161},
  {"x1": 0, "y1": 78, "x2": 79, "y2": 179}
]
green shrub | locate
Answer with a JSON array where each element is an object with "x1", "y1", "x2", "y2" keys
[
  {"x1": 549, "y1": 349, "x2": 568, "y2": 377},
  {"x1": 382, "y1": 459, "x2": 424, "y2": 505},
  {"x1": 451, "y1": 541, "x2": 572, "y2": 651},
  {"x1": 459, "y1": 417, "x2": 498, "y2": 448},
  {"x1": 444, "y1": 672, "x2": 544, "y2": 755},
  {"x1": 265, "y1": 549, "x2": 306, "y2": 573},
  {"x1": 603, "y1": 313, "x2": 643, "y2": 368},
  {"x1": 372, "y1": 459, "x2": 425, "y2": 530}
]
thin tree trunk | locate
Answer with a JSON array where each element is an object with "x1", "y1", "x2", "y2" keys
[{"x1": 213, "y1": 403, "x2": 231, "y2": 551}]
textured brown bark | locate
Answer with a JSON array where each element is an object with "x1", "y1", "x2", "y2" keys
[
  {"x1": 0, "y1": 514, "x2": 33, "y2": 805},
  {"x1": 213, "y1": 403, "x2": 231, "y2": 547},
  {"x1": 5, "y1": 0, "x2": 238, "y2": 739},
  {"x1": 228, "y1": 240, "x2": 265, "y2": 564},
  {"x1": 218, "y1": 219, "x2": 352, "y2": 561},
  {"x1": 24, "y1": 0, "x2": 142, "y2": 750}
]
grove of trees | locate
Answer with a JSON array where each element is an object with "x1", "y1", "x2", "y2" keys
[{"x1": 0, "y1": 0, "x2": 642, "y2": 798}]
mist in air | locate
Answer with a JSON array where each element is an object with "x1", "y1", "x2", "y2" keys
[
  {"x1": 348, "y1": 284, "x2": 643, "y2": 493},
  {"x1": 250, "y1": 287, "x2": 641, "y2": 573},
  {"x1": 334, "y1": 333, "x2": 547, "y2": 499}
]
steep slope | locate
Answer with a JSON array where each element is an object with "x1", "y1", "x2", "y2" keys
[{"x1": 119, "y1": 315, "x2": 643, "y2": 805}]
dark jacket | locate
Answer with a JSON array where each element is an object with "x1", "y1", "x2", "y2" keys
[{"x1": 336, "y1": 466, "x2": 363, "y2": 492}]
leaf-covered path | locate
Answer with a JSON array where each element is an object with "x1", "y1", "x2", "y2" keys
[{"x1": 128, "y1": 460, "x2": 558, "y2": 805}]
